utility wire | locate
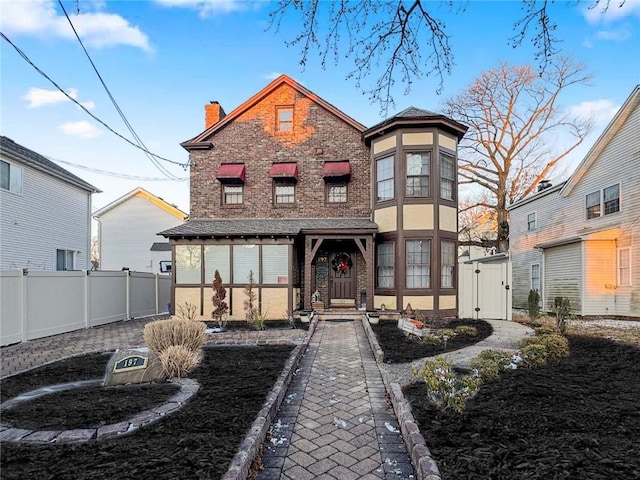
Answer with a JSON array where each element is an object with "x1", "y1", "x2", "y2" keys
[
  {"x1": 47, "y1": 156, "x2": 187, "y2": 181},
  {"x1": 0, "y1": 31, "x2": 190, "y2": 172},
  {"x1": 57, "y1": 0, "x2": 183, "y2": 180}
]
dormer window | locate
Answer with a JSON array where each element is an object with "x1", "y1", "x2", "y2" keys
[{"x1": 277, "y1": 107, "x2": 293, "y2": 132}]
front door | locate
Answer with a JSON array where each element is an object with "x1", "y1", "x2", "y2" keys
[{"x1": 330, "y1": 252, "x2": 356, "y2": 302}]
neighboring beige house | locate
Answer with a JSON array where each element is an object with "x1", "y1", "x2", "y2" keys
[
  {"x1": 509, "y1": 85, "x2": 639, "y2": 318},
  {"x1": 94, "y1": 187, "x2": 187, "y2": 273}
]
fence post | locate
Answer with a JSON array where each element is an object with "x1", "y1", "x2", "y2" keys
[
  {"x1": 125, "y1": 270, "x2": 131, "y2": 320},
  {"x1": 155, "y1": 273, "x2": 159, "y2": 315},
  {"x1": 20, "y1": 269, "x2": 28, "y2": 343},
  {"x1": 84, "y1": 270, "x2": 89, "y2": 329}
]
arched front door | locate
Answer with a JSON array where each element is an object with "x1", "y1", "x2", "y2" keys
[{"x1": 329, "y1": 252, "x2": 356, "y2": 304}]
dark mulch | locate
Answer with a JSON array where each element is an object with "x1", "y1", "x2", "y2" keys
[
  {"x1": 404, "y1": 335, "x2": 640, "y2": 480},
  {"x1": 371, "y1": 319, "x2": 493, "y2": 363},
  {"x1": 1, "y1": 344, "x2": 294, "y2": 480},
  {"x1": 206, "y1": 320, "x2": 309, "y2": 331}
]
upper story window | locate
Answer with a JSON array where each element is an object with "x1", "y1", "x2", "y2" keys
[
  {"x1": 406, "y1": 239, "x2": 430, "y2": 288},
  {"x1": 440, "y1": 153, "x2": 455, "y2": 200},
  {"x1": 327, "y1": 183, "x2": 347, "y2": 203},
  {"x1": 527, "y1": 212, "x2": 537, "y2": 231},
  {"x1": 0, "y1": 159, "x2": 23, "y2": 195},
  {"x1": 277, "y1": 107, "x2": 293, "y2": 132},
  {"x1": 586, "y1": 183, "x2": 620, "y2": 219},
  {"x1": 406, "y1": 152, "x2": 430, "y2": 197},
  {"x1": 56, "y1": 249, "x2": 75, "y2": 271},
  {"x1": 223, "y1": 185, "x2": 243, "y2": 205},
  {"x1": 441, "y1": 240, "x2": 456, "y2": 288},
  {"x1": 376, "y1": 242, "x2": 394, "y2": 289},
  {"x1": 376, "y1": 155, "x2": 394, "y2": 201},
  {"x1": 275, "y1": 181, "x2": 295, "y2": 204}
]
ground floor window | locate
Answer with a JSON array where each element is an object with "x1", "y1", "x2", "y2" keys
[
  {"x1": 376, "y1": 242, "x2": 394, "y2": 288},
  {"x1": 406, "y1": 240, "x2": 430, "y2": 288},
  {"x1": 441, "y1": 240, "x2": 456, "y2": 288},
  {"x1": 56, "y1": 249, "x2": 75, "y2": 271},
  {"x1": 531, "y1": 263, "x2": 541, "y2": 292},
  {"x1": 618, "y1": 248, "x2": 631, "y2": 287}
]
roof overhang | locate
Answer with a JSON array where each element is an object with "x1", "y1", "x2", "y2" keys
[
  {"x1": 269, "y1": 163, "x2": 298, "y2": 180},
  {"x1": 534, "y1": 237, "x2": 582, "y2": 249},
  {"x1": 363, "y1": 116, "x2": 468, "y2": 145},
  {"x1": 323, "y1": 161, "x2": 351, "y2": 178}
]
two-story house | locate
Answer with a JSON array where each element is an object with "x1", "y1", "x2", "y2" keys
[
  {"x1": 509, "y1": 85, "x2": 639, "y2": 319},
  {"x1": 0, "y1": 136, "x2": 100, "y2": 271},
  {"x1": 161, "y1": 75, "x2": 466, "y2": 320},
  {"x1": 94, "y1": 187, "x2": 187, "y2": 273}
]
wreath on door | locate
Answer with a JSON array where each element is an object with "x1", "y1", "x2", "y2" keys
[{"x1": 332, "y1": 252, "x2": 352, "y2": 276}]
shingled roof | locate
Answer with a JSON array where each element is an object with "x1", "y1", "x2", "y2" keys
[
  {"x1": 0, "y1": 136, "x2": 100, "y2": 193},
  {"x1": 160, "y1": 218, "x2": 378, "y2": 238}
]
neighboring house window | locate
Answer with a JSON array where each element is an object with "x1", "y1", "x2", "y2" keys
[
  {"x1": 531, "y1": 264, "x2": 541, "y2": 292},
  {"x1": 277, "y1": 107, "x2": 293, "y2": 132},
  {"x1": 406, "y1": 240, "x2": 430, "y2": 288},
  {"x1": 274, "y1": 181, "x2": 295, "y2": 204},
  {"x1": 376, "y1": 242, "x2": 394, "y2": 288},
  {"x1": 376, "y1": 155, "x2": 394, "y2": 201},
  {"x1": 223, "y1": 185, "x2": 243, "y2": 205},
  {"x1": 440, "y1": 153, "x2": 455, "y2": 200},
  {"x1": 327, "y1": 183, "x2": 347, "y2": 203},
  {"x1": 586, "y1": 184, "x2": 620, "y2": 219},
  {"x1": 406, "y1": 152, "x2": 429, "y2": 197},
  {"x1": 618, "y1": 248, "x2": 631, "y2": 287},
  {"x1": 441, "y1": 240, "x2": 456, "y2": 288},
  {"x1": 56, "y1": 249, "x2": 75, "y2": 271},
  {"x1": 527, "y1": 212, "x2": 537, "y2": 231},
  {"x1": 0, "y1": 159, "x2": 23, "y2": 195}
]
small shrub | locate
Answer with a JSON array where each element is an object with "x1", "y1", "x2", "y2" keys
[
  {"x1": 534, "y1": 326, "x2": 558, "y2": 337},
  {"x1": 536, "y1": 333, "x2": 569, "y2": 359},
  {"x1": 520, "y1": 343, "x2": 548, "y2": 368},
  {"x1": 211, "y1": 270, "x2": 229, "y2": 326},
  {"x1": 175, "y1": 302, "x2": 199, "y2": 322},
  {"x1": 244, "y1": 270, "x2": 259, "y2": 325},
  {"x1": 251, "y1": 308, "x2": 267, "y2": 331},
  {"x1": 436, "y1": 328, "x2": 456, "y2": 338},
  {"x1": 528, "y1": 290, "x2": 541, "y2": 320},
  {"x1": 158, "y1": 345, "x2": 201, "y2": 378},
  {"x1": 412, "y1": 356, "x2": 482, "y2": 413},
  {"x1": 455, "y1": 325, "x2": 478, "y2": 337},
  {"x1": 553, "y1": 296, "x2": 571, "y2": 335},
  {"x1": 144, "y1": 319, "x2": 206, "y2": 355},
  {"x1": 422, "y1": 334, "x2": 442, "y2": 345},
  {"x1": 469, "y1": 349, "x2": 513, "y2": 381}
]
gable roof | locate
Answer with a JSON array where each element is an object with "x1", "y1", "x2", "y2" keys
[
  {"x1": 0, "y1": 136, "x2": 100, "y2": 193},
  {"x1": 561, "y1": 85, "x2": 640, "y2": 197},
  {"x1": 93, "y1": 187, "x2": 188, "y2": 219},
  {"x1": 507, "y1": 181, "x2": 567, "y2": 211},
  {"x1": 181, "y1": 75, "x2": 366, "y2": 150},
  {"x1": 363, "y1": 105, "x2": 468, "y2": 143}
]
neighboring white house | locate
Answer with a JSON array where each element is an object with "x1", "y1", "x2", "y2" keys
[
  {"x1": 94, "y1": 187, "x2": 187, "y2": 273},
  {"x1": 509, "y1": 85, "x2": 639, "y2": 318},
  {"x1": 0, "y1": 136, "x2": 100, "y2": 271}
]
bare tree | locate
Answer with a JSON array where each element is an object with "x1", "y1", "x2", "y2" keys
[
  {"x1": 458, "y1": 197, "x2": 497, "y2": 253},
  {"x1": 444, "y1": 57, "x2": 593, "y2": 252},
  {"x1": 269, "y1": 0, "x2": 622, "y2": 112},
  {"x1": 90, "y1": 236, "x2": 99, "y2": 270}
]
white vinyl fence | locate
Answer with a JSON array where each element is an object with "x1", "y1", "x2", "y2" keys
[
  {"x1": 0, "y1": 270, "x2": 170, "y2": 346},
  {"x1": 459, "y1": 260, "x2": 512, "y2": 321}
]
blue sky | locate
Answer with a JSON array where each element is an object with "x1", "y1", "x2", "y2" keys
[{"x1": 1, "y1": 0, "x2": 639, "y2": 221}]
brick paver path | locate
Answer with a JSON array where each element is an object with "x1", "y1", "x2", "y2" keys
[{"x1": 258, "y1": 319, "x2": 414, "y2": 480}]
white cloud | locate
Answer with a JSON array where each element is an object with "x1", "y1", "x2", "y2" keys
[
  {"x1": 263, "y1": 72, "x2": 283, "y2": 80},
  {"x1": 584, "y1": 0, "x2": 640, "y2": 24},
  {"x1": 595, "y1": 26, "x2": 632, "y2": 41},
  {"x1": 22, "y1": 87, "x2": 95, "y2": 110},
  {"x1": 153, "y1": 0, "x2": 247, "y2": 17},
  {"x1": 568, "y1": 99, "x2": 620, "y2": 127},
  {"x1": 79, "y1": 101, "x2": 96, "y2": 110},
  {"x1": 58, "y1": 121, "x2": 103, "y2": 139},
  {"x1": 0, "y1": 0, "x2": 151, "y2": 51}
]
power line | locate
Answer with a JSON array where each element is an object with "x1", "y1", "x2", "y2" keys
[
  {"x1": 48, "y1": 156, "x2": 187, "y2": 181},
  {"x1": 0, "y1": 31, "x2": 190, "y2": 173},
  {"x1": 57, "y1": 0, "x2": 183, "y2": 181}
]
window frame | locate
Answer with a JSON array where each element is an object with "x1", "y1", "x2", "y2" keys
[
  {"x1": 376, "y1": 155, "x2": 395, "y2": 202},
  {"x1": 276, "y1": 106, "x2": 293, "y2": 132},
  {"x1": 527, "y1": 212, "x2": 537, "y2": 231},
  {"x1": 441, "y1": 240, "x2": 456, "y2": 289},
  {"x1": 531, "y1": 263, "x2": 541, "y2": 292},
  {"x1": 617, "y1": 247, "x2": 631, "y2": 287},
  {"x1": 376, "y1": 242, "x2": 395, "y2": 289},
  {"x1": 406, "y1": 239, "x2": 431, "y2": 289},
  {"x1": 440, "y1": 152, "x2": 455, "y2": 201},
  {"x1": 56, "y1": 248, "x2": 75, "y2": 271},
  {"x1": 222, "y1": 184, "x2": 243, "y2": 205},
  {"x1": 326, "y1": 182, "x2": 348, "y2": 204},
  {"x1": 586, "y1": 183, "x2": 620, "y2": 219},
  {"x1": 405, "y1": 151, "x2": 430, "y2": 198},
  {"x1": 274, "y1": 180, "x2": 296, "y2": 205},
  {"x1": 0, "y1": 159, "x2": 24, "y2": 195}
]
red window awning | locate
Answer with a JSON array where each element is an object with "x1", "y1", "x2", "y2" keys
[
  {"x1": 269, "y1": 163, "x2": 298, "y2": 179},
  {"x1": 216, "y1": 164, "x2": 245, "y2": 183},
  {"x1": 323, "y1": 161, "x2": 351, "y2": 178}
]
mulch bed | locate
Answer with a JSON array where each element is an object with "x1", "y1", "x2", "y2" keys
[
  {"x1": 206, "y1": 320, "x2": 309, "y2": 331},
  {"x1": 404, "y1": 335, "x2": 640, "y2": 480},
  {"x1": 1, "y1": 344, "x2": 294, "y2": 480},
  {"x1": 371, "y1": 319, "x2": 493, "y2": 363}
]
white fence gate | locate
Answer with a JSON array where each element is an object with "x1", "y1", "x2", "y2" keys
[
  {"x1": 0, "y1": 270, "x2": 171, "y2": 346},
  {"x1": 459, "y1": 260, "x2": 512, "y2": 321}
]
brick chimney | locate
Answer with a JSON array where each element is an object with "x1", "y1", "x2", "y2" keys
[{"x1": 205, "y1": 101, "x2": 226, "y2": 129}]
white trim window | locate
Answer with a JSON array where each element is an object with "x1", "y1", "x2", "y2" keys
[
  {"x1": 531, "y1": 263, "x2": 541, "y2": 292},
  {"x1": 376, "y1": 242, "x2": 394, "y2": 288},
  {"x1": 376, "y1": 155, "x2": 394, "y2": 201},
  {"x1": 527, "y1": 212, "x2": 537, "y2": 231},
  {"x1": 0, "y1": 159, "x2": 23, "y2": 195},
  {"x1": 406, "y1": 240, "x2": 430, "y2": 288},
  {"x1": 223, "y1": 185, "x2": 243, "y2": 205},
  {"x1": 440, "y1": 153, "x2": 455, "y2": 201},
  {"x1": 56, "y1": 249, "x2": 75, "y2": 271},
  {"x1": 586, "y1": 183, "x2": 620, "y2": 219},
  {"x1": 618, "y1": 248, "x2": 631, "y2": 287},
  {"x1": 441, "y1": 240, "x2": 456, "y2": 288}
]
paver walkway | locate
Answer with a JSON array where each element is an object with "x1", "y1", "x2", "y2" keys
[{"x1": 258, "y1": 319, "x2": 414, "y2": 480}]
